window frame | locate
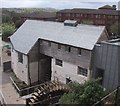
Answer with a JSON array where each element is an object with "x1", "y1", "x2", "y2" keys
[
  {"x1": 48, "y1": 41, "x2": 51, "y2": 47},
  {"x1": 78, "y1": 48, "x2": 81, "y2": 56},
  {"x1": 58, "y1": 44, "x2": 61, "y2": 49},
  {"x1": 77, "y1": 66, "x2": 88, "y2": 77},
  {"x1": 18, "y1": 52, "x2": 23, "y2": 63},
  {"x1": 65, "y1": 46, "x2": 71, "y2": 52},
  {"x1": 55, "y1": 59, "x2": 63, "y2": 67}
]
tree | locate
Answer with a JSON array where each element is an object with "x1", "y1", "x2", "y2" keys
[
  {"x1": 2, "y1": 23, "x2": 16, "y2": 41},
  {"x1": 14, "y1": 19, "x2": 24, "y2": 28},
  {"x1": 110, "y1": 22, "x2": 120, "y2": 37},
  {"x1": 59, "y1": 79, "x2": 105, "y2": 105},
  {"x1": 2, "y1": 15, "x2": 12, "y2": 23}
]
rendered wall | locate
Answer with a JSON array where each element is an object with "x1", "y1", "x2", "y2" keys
[
  {"x1": 51, "y1": 58, "x2": 88, "y2": 84},
  {"x1": 11, "y1": 49, "x2": 28, "y2": 84}
]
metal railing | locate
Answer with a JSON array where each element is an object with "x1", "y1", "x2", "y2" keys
[
  {"x1": 10, "y1": 77, "x2": 45, "y2": 96},
  {"x1": 93, "y1": 86, "x2": 120, "y2": 106}
]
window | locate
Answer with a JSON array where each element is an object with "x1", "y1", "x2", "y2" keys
[
  {"x1": 108, "y1": 15, "x2": 112, "y2": 19},
  {"x1": 115, "y1": 16, "x2": 118, "y2": 19},
  {"x1": 18, "y1": 52, "x2": 23, "y2": 63},
  {"x1": 48, "y1": 41, "x2": 51, "y2": 47},
  {"x1": 67, "y1": 13, "x2": 70, "y2": 17},
  {"x1": 76, "y1": 14, "x2": 80, "y2": 17},
  {"x1": 12, "y1": 46, "x2": 13, "y2": 52},
  {"x1": 58, "y1": 44, "x2": 61, "y2": 49},
  {"x1": 55, "y1": 59, "x2": 62, "y2": 67},
  {"x1": 65, "y1": 46, "x2": 71, "y2": 52},
  {"x1": 78, "y1": 48, "x2": 81, "y2": 55},
  {"x1": 77, "y1": 66, "x2": 88, "y2": 77},
  {"x1": 103, "y1": 15, "x2": 106, "y2": 18}
]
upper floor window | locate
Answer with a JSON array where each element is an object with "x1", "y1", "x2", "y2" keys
[
  {"x1": 58, "y1": 44, "x2": 61, "y2": 49},
  {"x1": 67, "y1": 13, "x2": 70, "y2": 17},
  {"x1": 103, "y1": 15, "x2": 106, "y2": 18},
  {"x1": 55, "y1": 59, "x2": 62, "y2": 67},
  {"x1": 96, "y1": 15, "x2": 98, "y2": 18},
  {"x1": 108, "y1": 15, "x2": 112, "y2": 19},
  {"x1": 115, "y1": 16, "x2": 118, "y2": 19},
  {"x1": 65, "y1": 46, "x2": 71, "y2": 52},
  {"x1": 77, "y1": 66, "x2": 88, "y2": 77},
  {"x1": 76, "y1": 14, "x2": 80, "y2": 17},
  {"x1": 18, "y1": 52, "x2": 23, "y2": 63},
  {"x1": 78, "y1": 48, "x2": 81, "y2": 55},
  {"x1": 12, "y1": 46, "x2": 13, "y2": 52},
  {"x1": 58, "y1": 13, "x2": 62, "y2": 17},
  {"x1": 48, "y1": 41, "x2": 51, "y2": 47}
]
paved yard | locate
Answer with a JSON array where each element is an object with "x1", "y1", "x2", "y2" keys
[
  {"x1": 0, "y1": 41, "x2": 25, "y2": 105},
  {"x1": 0, "y1": 69, "x2": 25, "y2": 104}
]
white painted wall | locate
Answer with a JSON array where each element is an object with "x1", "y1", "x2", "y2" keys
[
  {"x1": 51, "y1": 58, "x2": 88, "y2": 84},
  {"x1": 11, "y1": 49, "x2": 29, "y2": 85}
]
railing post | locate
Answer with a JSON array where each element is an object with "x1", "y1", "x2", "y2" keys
[{"x1": 114, "y1": 86, "x2": 119, "y2": 106}]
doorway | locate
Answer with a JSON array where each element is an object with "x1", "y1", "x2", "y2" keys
[{"x1": 95, "y1": 68, "x2": 104, "y2": 85}]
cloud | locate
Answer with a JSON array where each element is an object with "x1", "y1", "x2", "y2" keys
[{"x1": 1, "y1": 0, "x2": 120, "y2": 9}]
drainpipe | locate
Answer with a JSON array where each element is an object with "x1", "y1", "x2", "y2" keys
[
  {"x1": 38, "y1": 39, "x2": 40, "y2": 83},
  {"x1": 27, "y1": 54, "x2": 31, "y2": 86}
]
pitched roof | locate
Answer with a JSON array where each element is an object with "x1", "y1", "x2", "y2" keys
[
  {"x1": 10, "y1": 20, "x2": 105, "y2": 54},
  {"x1": 57, "y1": 8, "x2": 119, "y2": 16}
]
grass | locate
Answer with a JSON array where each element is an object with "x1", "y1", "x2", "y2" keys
[{"x1": 10, "y1": 71, "x2": 28, "y2": 90}]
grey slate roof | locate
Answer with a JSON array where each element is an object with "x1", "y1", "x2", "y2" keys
[{"x1": 10, "y1": 20, "x2": 105, "y2": 54}]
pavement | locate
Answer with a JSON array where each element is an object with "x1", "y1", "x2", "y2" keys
[{"x1": 0, "y1": 40, "x2": 25, "y2": 105}]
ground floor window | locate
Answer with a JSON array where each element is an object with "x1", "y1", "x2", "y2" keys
[
  {"x1": 55, "y1": 59, "x2": 62, "y2": 67},
  {"x1": 18, "y1": 52, "x2": 23, "y2": 63},
  {"x1": 77, "y1": 66, "x2": 88, "y2": 77}
]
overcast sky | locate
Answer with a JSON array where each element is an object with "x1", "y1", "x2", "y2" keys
[{"x1": 1, "y1": 0, "x2": 120, "y2": 9}]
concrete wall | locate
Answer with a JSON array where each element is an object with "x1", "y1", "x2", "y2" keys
[
  {"x1": 97, "y1": 29, "x2": 108, "y2": 43},
  {"x1": 40, "y1": 40, "x2": 91, "y2": 83},
  {"x1": 91, "y1": 42, "x2": 119, "y2": 90},
  {"x1": 51, "y1": 58, "x2": 88, "y2": 84},
  {"x1": 28, "y1": 41, "x2": 39, "y2": 84},
  {"x1": 11, "y1": 48, "x2": 29, "y2": 84},
  {"x1": 40, "y1": 40, "x2": 91, "y2": 69},
  {"x1": 28, "y1": 41, "x2": 52, "y2": 84}
]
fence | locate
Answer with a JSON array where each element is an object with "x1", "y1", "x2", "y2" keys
[
  {"x1": 10, "y1": 77, "x2": 54, "y2": 96},
  {"x1": 93, "y1": 86, "x2": 120, "y2": 106}
]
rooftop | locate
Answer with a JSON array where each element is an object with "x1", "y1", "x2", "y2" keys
[{"x1": 10, "y1": 20, "x2": 105, "y2": 54}]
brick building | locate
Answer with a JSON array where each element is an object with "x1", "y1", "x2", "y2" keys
[{"x1": 56, "y1": 5, "x2": 120, "y2": 29}]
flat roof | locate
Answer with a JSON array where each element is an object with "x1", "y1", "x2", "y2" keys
[{"x1": 10, "y1": 20, "x2": 105, "y2": 54}]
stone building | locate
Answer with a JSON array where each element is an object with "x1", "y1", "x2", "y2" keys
[{"x1": 10, "y1": 20, "x2": 108, "y2": 86}]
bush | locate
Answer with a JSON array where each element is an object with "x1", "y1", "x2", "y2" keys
[
  {"x1": 2, "y1": 23, "x2": 16, "y2": 41},
  {"x1": 59, "y1": 79, "x2": 105, "y2": 105}
]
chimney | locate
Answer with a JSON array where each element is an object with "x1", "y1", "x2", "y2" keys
[
  {"x1": 112, "y1": 5, "x2": 116, "y2": 10},
  {"x1": 64, "y1": 20, "x2": 78, "y2": 27}
]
